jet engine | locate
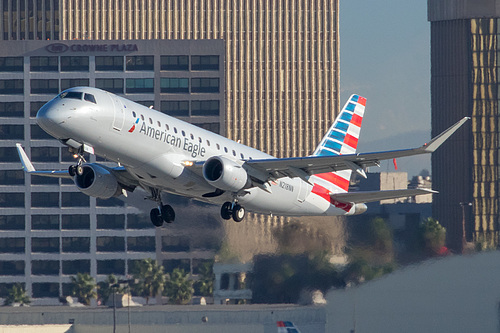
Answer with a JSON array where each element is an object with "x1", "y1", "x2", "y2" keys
[
  {"x1": 74, "y1": 164, "x2": 122, "y2": 199},
  {"x1": 202, "y1": 156, "x2": 249, "y2": 192}
]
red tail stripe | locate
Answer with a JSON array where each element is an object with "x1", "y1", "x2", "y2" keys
[
  {"x1": 344, "y1": 134, "x2": 358, "y2": 149},
  {"x1": 358, "y1": 96, "x2": 367, "y2": 106},
  {"x1": 315, "y1": 172, "x2": 350, "y2": 191},
  {"x1": 312, "y1": 183, "x2": 353, "y2": 212},
  {"x1": 351, "y1": 114, "x2": 363, "y2": 127}
]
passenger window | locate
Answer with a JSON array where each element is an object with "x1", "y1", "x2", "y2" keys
[
  {"x1": 232, "y1": 150, "x2": 236, "y2": 156},
  {"x1": 157, "y1": 121, "x2": 161, "y2": 127},
  {"x1": 207, "y1": 140, "x2": 210, "y2": 146},
  {"x1": 165, "y1": 124, "x2": 169, "y2": 130},
  {"x1": 216, "y1": 144, "x2": 220, "y2": 150},
  {"x1": 190, "y1": 133, "x2": 194, "y2": 140},
  {"x1": 149, "y1": 118, "x2": 153, "y2": 124},
  {"x1": 181, "y1": 130, "x2": 185, "y2": 136},
  {"x1": 141, "y1": 114, "x2": 144, "y2": 121},
  {"x1": 132, "y1": 111, "x2": 136, "y2": 117},
  {"x1": 198, "y1": 137, "x2": 202, "y2": 143},
  {"x1": 224, "y1": 147, "x2": 228, "y2": 153},
  {"x1": 84, "y1": 93, "x2": 96, "y2": 104},
  {"x1": 174, "y1": 127, "x2": 177, "y2": 134},
  {"x1": 240, "y1": 153, "x2": 244, "y2": 159}
]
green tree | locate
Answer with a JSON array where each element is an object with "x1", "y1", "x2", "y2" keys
[
  {"x1": 3, "y1": 283, "x2": 30, "y2": 306},
  {"x1": 131, "y1": 258, "x2": 165, "y2": 304},
  {"x1": 419, "y1": 217, "x2": 446, "y2": 256},
  {"x1": 97, "y1": 274, "x2": 126, "y2": 305},
  {"x1": 70, "y1": 273, "x2": 97, "y2": 306},
  {"x1": 164, "y1": 268, "x2": 194, "y2": 305},
  {"x1": 193, "y1": 261, "x2": 214, "y2": 296}
]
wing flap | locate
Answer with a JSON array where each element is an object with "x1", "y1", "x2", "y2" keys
[{"x1": 332, "y1": 188, "x2": 437, "y2": 204}]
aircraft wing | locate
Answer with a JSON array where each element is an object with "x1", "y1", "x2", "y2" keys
[
  {"x1": 244, "y1": 117, "x2": 469, "y2": 182},
  {"x1": 332, "y1": 188, "x2": 436, "y2": 204},
  {"x1": 16, "y1": 143, "x2": 138, "y2": 187}
]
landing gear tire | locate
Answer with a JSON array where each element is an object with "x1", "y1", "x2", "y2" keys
[
  {"x1": 232, "y1": 204, "x2": 245, "y2": 222},
  {"x1": 76, "y1": 165, "x2": 84, "y2": 176},
  {"x1": 161, "y1": 205, "x2": 175, "y2": 223},
  {"x1": 221, "y1": 202, "x2": 232, "y2": 220},
  {"x1": 150, "y1": 208, "x2": 163, "y2": 227},
  {"x1": 68, "y1": 165, "x2": 77, "y2": 177}
]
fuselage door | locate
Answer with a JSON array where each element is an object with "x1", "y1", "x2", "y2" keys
[
  {"x1": 297, "y1": 180, "x2": 312, "y2": 203},
  {"x1": 112, "y1": 97, "x2": 125, "y2": 131}
]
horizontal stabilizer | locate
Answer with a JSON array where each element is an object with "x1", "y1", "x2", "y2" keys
[
  {"x1": 16, "y1": 143, "x2": 72, "y2": 178},
  {"x1": 332, "y1": 188, "x2": 437, "y2": 204}
]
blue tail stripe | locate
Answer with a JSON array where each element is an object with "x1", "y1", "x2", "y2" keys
[
  {"x1": 345, "y1": 103, "x2": 356, "y2": 112},
  {"x1": 340, "y1": 112, "x2": 353, "y2": 122},
  {"x1": 317, "y1": 149, "x2": 338, "y2": 156},
  {"x1": 335, "y1": 121, "x2": 349, "y2": 132},
  {"x1": 328, "y1": 130, "x2": 345, "y2": 142},
  {"x1": 323, "y1": 140, "x2": 342, "y2": 151}
]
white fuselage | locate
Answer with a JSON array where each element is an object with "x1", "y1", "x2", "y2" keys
[{"x1": 36, "y1": 87, "x2": 351, "y2": 217}]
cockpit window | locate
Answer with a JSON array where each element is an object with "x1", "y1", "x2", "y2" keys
[
  {"x1": 84, "y1": 93, "x2": 96, "y2": 104},
  {"x1": 59, "y1": 91, "x2": 83, "y2": 100}
]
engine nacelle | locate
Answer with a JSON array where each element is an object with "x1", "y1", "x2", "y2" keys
[
  {"x1": 202, "y1": 156, "x2": 249, "y2": 192},
  {"x1": 74, "y1": 164, "x2": 121, "y2": 199},
  {"x1": 346, "y1": 203, "x2": 368, "y2": 216}
]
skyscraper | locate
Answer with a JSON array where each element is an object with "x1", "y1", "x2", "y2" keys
[{"x1": 428, "y1": 0, "x2": 500, "y2": 251}]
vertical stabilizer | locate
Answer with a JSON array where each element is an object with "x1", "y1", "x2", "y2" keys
[{"x1": 310, "y1": 94, "x2": 366, "y2": 194}]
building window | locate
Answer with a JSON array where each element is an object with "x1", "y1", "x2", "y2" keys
[
  {"x1": 62, "y1": 237, "x2": 90, "y2": 253},
  {"x1": 31, "y1": 192, "x2": 59, "y2": 207},
  {"x1": 160, "y1": 100, "x2": 189, "y2": 117},
  {"x1": 30, "y1": 56, "x2": 58, "y2": 72},
  {"x1": 191, "y1": 100, "x2": 220, "y2": 116},
  {"x1": 191, "y1": 78, "x2": 219, "y2": 93},
  {"x1": 95, "y1": 78, "x2": 123, "y2": 93},
  {"x1": 162, "y1": 259, "x2": 190, "y2": 274},
  {"x1": 32, "y1": 283, "x2": 59, "y2": 298},
  {"x1": 161, "y1": 55, "x2": 189, "y2": 71},
  {"x1": 0, "y1": 102, "x2": 23, "y2": 117},
  {"x1": 61, "y1": 56, "x2": 89, "y2": 72},
  {"x1": 61, "y1": 79, "x2": 89, "y2": 91},
  {"x1": 30, "y1": 101, "x2": 47, "y2": 117},
  {"x1": 0, "y1": 216, "x2": 24, "y2": 230},
  {"x1": 96, "y1": 197, "x2": 124, "y2": 207},
  {"x1": 0, "y1": 57, "x2": 23, "y2": 72},
  {"x1": 0, "y1": 261, "x2": 24, "y2": 276},
  {"x1": 96, "y1": 56, "x2": 123, "y2": 71},
  {"x1": 126, "y1": 78, "x2": 154, "y2": 93},
  {"x1": 31, "y1": 124, "x2": 53, "y2": 140},
  {"x1": 32, "y1": 238, "x2": 59, "y2": 253},
  {"x1": 31, "y1": 215, "x2": 60, "y2": 230},
  {"x1": 62, "y1": 260, "x2": 90, "y2": 275},
  {"x1": 31, "y1": 147, "x2": 59, "y2": 162},
  {"x1": 62, "y1": 215, "x2": 90, "y2": 230},
  {"x1": 61, "y1": 192, "x2": 90, "y2": 207},
  {"x1": 0, "y1": 170, "x2": 24, "y2": 185},
  {"x1": 160, "y1": 78, "x2": 189, "y2": 93},
  {"x1": 97, "y1": 214, "x2": 125, "y2": 230},
  {"x1": 31, "y1": 79, "x2": 58, "y2": 94},
  {"x1": 191, "y1": 55, "x2": 219, "y2": 70},
  {"x1": 127, "y1": 215, "x2": 153, "y2": 229},
  {"x1": 0, "y1": 79, "x2": 23, "y2": 94},
  {"x1": 127, "y1": 236, "x2": 155, "y2": 252},
  {"x1": 126, "y1": 56, "x2": 154, "y2": 71},
  {"x1": 0, "y1": 283, "x2": 25, "y2": 297},
  {"x1": 0, "y1": 147, "x2": 19, "y2": 162},
  {"x1": 161, "y1": 236, "x2": 190, "y2": 252},
  {"x1": 32, "y1": 260, "x2": 59, "y2": 276},
  {"x1": 0, "y1": 193, "x2": 24, "y2": 208},
  {"x1": 135, "y1": 100, "x2": 154, "y2": 108},
  {"x1": 32, "y1": 176, "x2": 59, "y2": 185},
  {"x1": 96, "y1": 237, "x2": 125, "y2": 252},
  {"x1": 97, "y1": 260, "x2": 125, "y2": 275},
  {"x1": 194, "y1": 122, "x2": 220, "y2": 134},
  {"x1": 0, "y1": 238, "x2": 25, "y2": 253}
]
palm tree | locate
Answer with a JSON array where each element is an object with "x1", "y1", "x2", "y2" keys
[
  {"x1": 194, "y1": 261, "x2": 214, "y2": 296},
  {"x1": 97, "y1": 274, "x2": 126, "y2": 306},
  {"x1": 70, "y1": 272, "x2": 97, "y2": 306},
  {"x1": 164, "y1": 268, "x2": 194, "y2": 305},
  {"x1": 132, "y1": 258, "x2": 165, "y2": 305},
  {"x1": 3, "y1": 283, "x2": 30, "y2": 306}
]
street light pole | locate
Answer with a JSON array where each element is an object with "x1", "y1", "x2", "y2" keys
[{"x1": 460, "y1": 202, "x2": 472, "y2": 253}]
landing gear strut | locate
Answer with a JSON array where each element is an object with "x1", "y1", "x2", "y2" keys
[
  {"x1": 221, "y1": 201, "x2": 246, "y2": 222},
  {"x1": 68, "y1": 147, "x2": 86, "y2": 177},
  {"x1": 148, "y1": 188, "x2": 175, "y2": 227}
]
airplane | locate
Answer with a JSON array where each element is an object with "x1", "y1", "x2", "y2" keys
[
  {"x1": 277, "y1": 321, "x2": 301, "y2": 333},
  {"x1": 16, "y1": 86, "x2": 469, "y2": 227}
]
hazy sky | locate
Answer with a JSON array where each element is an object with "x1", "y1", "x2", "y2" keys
[{"x1": 340, "y1": 0, "x2": 431, "y2": 146}]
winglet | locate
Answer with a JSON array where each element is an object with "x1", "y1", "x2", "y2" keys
[
  {"x1": 422, "y1": 117, "x2": 470, "y2": 152},
  {"x1": 16, "y1": 143, "x2": 36, "y2": 172}
]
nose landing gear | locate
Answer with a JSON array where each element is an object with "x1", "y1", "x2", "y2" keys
[{"x1": 221, "y1": 201, "x2": 246, "y2": 222}]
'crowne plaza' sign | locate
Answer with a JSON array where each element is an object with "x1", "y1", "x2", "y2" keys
[{"x1": 46, "y1": 43, "x2": 139, "y2": 53}]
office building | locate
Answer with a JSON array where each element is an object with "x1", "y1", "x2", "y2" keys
[{"x1": 428, "y1": 0, "x2": 500, "y2": 251}]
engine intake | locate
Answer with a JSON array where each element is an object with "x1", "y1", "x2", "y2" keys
[
  {"x1": 203, "y1": 156, "x2": 249, "y2": 192},
  {"x1": 74, "y1": 164, "x2": 121, "y2": 199}
]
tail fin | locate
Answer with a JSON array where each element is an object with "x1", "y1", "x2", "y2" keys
[
  {"x1": 277, "y1": 321, "x2": 301, "y2": 333},
  {"x1": 313, "y1": 94, "x2": 366, "y2": 156},
  {"x1": 310, "y1": 95, "x2": 366, "y2": 195}
]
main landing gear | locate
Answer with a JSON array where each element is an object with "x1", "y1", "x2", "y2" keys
[
  {"x1": 220, "y1": 201, "x2": 246, "y2": 222},
  {"x1": 149, "y1": 188, "x2": 175, "y2": 227}
]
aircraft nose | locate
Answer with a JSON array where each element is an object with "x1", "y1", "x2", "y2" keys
[{"x1": 36, "y1": 100, "x2": 67, "y2": 135}]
